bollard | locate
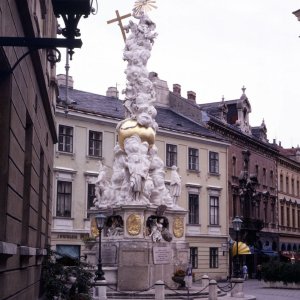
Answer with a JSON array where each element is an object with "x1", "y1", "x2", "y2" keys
[
  {"x1": 202, "y1": 274, "x2": 210, "y2": 292},
  {"x1": 208, "y1": 280, "x2": 217, "y2": 300},
  {"x1": 93, "y1": 280, "x2": 107, "y2": 300},
  {"x1": 155, "y1": 280, "x2": 165, "y2": 300},
  {"x1": 230, "y1": 278, "x2": 244, "y2": 298}
]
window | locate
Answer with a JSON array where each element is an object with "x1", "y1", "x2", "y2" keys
[
  {"x1": 280, "y1": 174, "x2": 283, "y2": 192},
  {"x1": 292, "y1": 208, "x2": 296, "y2": 228},
  {"x1": 271, "y1": 203, "x2": 275, "y2": 223},
  {"x1": 286, "y1": 176, "x2": 289, "y2": 194},
  {"x1": 292, "y1": 178, "x2": 295, "y2": 196},
  {"x1": 89, "y1": 131, "x2": 102, "y2": 157},
  {"x1": 232, "y1": 156, "x2": 236, "y2": 177},
  {"x1": 190, "y1": 247, "x2": 198, "y2": 269},
  {"x1": 286, "y1": 206, "x2": 290, "y2": 227},
  {"x1": 166, "y1": 144, "x2": 177, "y2": 167},
  {"x1": 188, "y1": 148, "x2": 199, "y2": 171},
  {"x1": 87, "y1": 183, "x2": 96, "y2": 209},
  {"x1": 255, "y1": 165, "x2": 259, "y2": 177},
  {"x1": 209, "y1": 196, "x2": 219, "y2": 225},
  {"x1": 209, "y1": 152, "x2": 219, "y2": 174},
  {"x1": 297, "y1": 180, "x2": 300, "y2": 197},
  {"x1": 56, "y1": 181, "x2": 72, "y2": 217},
  {"x1": 209, "y1": 248, "x2": 218, "y2": 268},
  {"x1": 262, "y1": 168, "x2": 266, "y2": 186},
  {"x1": 280, "y1": 205, "x2": 284, "y2": 226},
  {"x1": 58, "y1": 125, "x2": 73, "y2": 153},
  {"x1": 264, "y1": 201, "x2": 268, "y2": 223},
  {"x1": 233, "y1": 194, "x2": 237, "y2": 217},
  {"x1": 270, "y1": 171, "x2": 274, "y2": 188},
  {"x1": 188, "y1": 193, "x2": 199, "y2": 224}
]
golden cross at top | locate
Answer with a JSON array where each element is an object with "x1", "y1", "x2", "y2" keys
[{"x1": 107, "y1": 10, "x2": 131, "y2": 42}]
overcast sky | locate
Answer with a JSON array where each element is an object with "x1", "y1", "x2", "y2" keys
[{"x1": 56, "y1": 0, "x2": 300, "y2": 148}]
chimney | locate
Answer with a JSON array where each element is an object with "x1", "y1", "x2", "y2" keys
[
  {"x1": 57, "y1": 74, "x2": 74, "y2": 89},
  {"x1": 173, "y1": 84, "x2": 181, "y2": 96},
  {"x1": 106, "y1": 87, "x2": 119, "y2": 99},
  {"x1": 187, "y1": 91, "x2": 196, "y2": 101}
]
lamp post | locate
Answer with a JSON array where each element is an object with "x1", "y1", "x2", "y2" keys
[
  {"x1": 94, "y1": 214, "x2": 107, "y2": 281},
  {"x1": 232, "y1": 216, "x2": 243, "y2": 278}
]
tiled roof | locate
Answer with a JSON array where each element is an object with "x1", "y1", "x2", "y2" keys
[{"x1": 58, "y1": 87, "x2": 224, "y2": 141}]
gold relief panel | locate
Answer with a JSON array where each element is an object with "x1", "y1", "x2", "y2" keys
[
  {"x1": 90, "y1": 217, "x2": 99, "y2": 238},
  {"x1": 173, "y1": 216, "x2": 184, "y2": 238},
  {"x1": 126, "y1": 214, "x2": 142, "y2": 236}
]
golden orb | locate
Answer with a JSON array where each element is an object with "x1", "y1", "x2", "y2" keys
[{"x1": 118, "y1": 119, "x2": 155, "y2": 149}]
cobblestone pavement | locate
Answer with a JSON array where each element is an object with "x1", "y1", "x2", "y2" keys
[{"x1": 242, "y1": 279, "x2": 300, "y2": 300}]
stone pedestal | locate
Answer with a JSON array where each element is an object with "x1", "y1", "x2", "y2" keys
[
  {"x1": 93, "y1": 280, "x2": 107, "y2": 300},
  {"x1": 88, "y1": 205, "x2": 188, "y2": 291},
  {"x1": 230, "y1": 278, "x2": 244, "y2": 298}
]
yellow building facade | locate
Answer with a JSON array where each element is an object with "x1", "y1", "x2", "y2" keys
[{"x1": 51, "y1": 75, "x2": 230, "y2": 280}]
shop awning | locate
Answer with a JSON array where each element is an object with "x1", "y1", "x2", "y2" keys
[{"x1": 232, "y1": 242, "x2": 251, "y2": 256}]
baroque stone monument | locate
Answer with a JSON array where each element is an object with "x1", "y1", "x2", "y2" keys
[{"x1": 86, "y1": 2, "x2": 189, "y2": 291}]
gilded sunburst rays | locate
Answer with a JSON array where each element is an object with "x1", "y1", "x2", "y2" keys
[{"x1": 133, "y1": 0, "x2": 157, "y2": 16}]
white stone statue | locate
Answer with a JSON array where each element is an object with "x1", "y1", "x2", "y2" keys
[
  {"x1": 106, "y1": 216, "x2": 124, "y2": 237},
  {"x1": 170, "y1": 165, "x2": 181, "y2": 206},
  {"x1": 124, "y1": 135, "x2": 151, "y2": 203},
  {"x1": 91, "y1": 11, "x2": 183, "y2": 210},
  {"x1": 149, "y1": 145, "x2": 173, "y2": 206},
  {"x1": 123, "y1": 12, "x2": 158, "y2": 132},
  {"x1": 149, "y1": 218, "x2": 163, "y2": 242},
  {"x1": 93, "y1": 161, "x2": 109, "y2": 208}
]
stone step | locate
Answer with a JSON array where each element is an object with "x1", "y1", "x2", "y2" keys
[{"x1": 106, "y1": 289, "x2": 226, "y2": 299}]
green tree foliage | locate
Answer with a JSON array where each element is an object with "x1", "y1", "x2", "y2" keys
[
  {"x1": 41, "y1": 247, "x2": 93, "y2": 299},
  {"x1": 262, "y1": 261, "x2": 300, "y2": 284}
]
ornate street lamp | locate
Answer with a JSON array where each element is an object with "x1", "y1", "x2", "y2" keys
[
  {"x1": 232, "y1": 216, "x2": 243, "y2": 278},
  {"x1": 94, "y1": 214, "x2": 107, "y2": 281}
]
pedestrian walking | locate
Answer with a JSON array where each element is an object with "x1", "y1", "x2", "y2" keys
[
  {"x1": 242, "y1": 264, "x2": 248, "y2": 280},
  {"x1": 256, "y1": 264, "x2": 262, "y2": 281},
  {"x1": 184, "y1": 262, "x2": 193, "y2": 288}
]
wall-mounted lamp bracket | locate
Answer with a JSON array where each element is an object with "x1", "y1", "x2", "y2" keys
[{"x1": 0, "y1": 37, "x2": 82, "y2": 76}]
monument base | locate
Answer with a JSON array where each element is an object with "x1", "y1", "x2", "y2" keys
[{"x1": 86, "y1": 205, "x2": 188, "y2": 291}]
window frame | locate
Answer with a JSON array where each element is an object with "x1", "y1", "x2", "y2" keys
[
  {"x1": 209, "y1": 247, "x2": 219, "y2": 268},
  {"x1": 166, "y1": 144, "x2": 177, "y2": 167},
  {"x1": 88, "y1": 130, "x2": 103, "y2": 157},
  {"x1": 280, "y1": 174, "x2": 283, "y2": 192},
  {"x1": 188, "y1": 193, "x2": 199, "y2": 224},
  {"x1": 58, "y1": 125, "x2": 73, "y2": 153},
  {"x1": 209, "y1": 151, "x2": 219, "y2": 174},
  {"x1": 190, "y1": 247, "x2": 198, "y2": 269},
  {"x1": 87, "y1": 183, "x2": 96, "y2": 210},
  {"x1": 209, "y1": 196, "x2": 219, "y2": 225},
  {"x1": 56, "y1": 180, "x2": 72, "y2": 217},
  {"x1": 188, "y1": 147, "x2": 199, "y2": 171}
]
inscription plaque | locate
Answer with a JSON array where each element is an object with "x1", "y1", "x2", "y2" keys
[
  {"x1": 101, "y1": 244, "x2": 117, "y2": 264},
  {"x1": 153, "y1": 246, "x2": 172, "y2": 264}
]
